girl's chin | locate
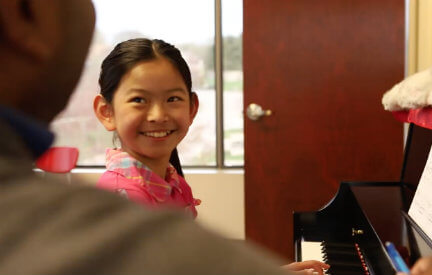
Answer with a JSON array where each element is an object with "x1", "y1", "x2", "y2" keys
[{"x1": 134, "y1": 151, "x2": 174, "y2": 160}]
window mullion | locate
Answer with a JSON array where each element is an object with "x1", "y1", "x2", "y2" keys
[{"x1": 215, "y1": 0, "x2": 224, "y2": 168}]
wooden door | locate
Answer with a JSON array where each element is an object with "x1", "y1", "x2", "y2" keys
[{"x1": 243, "y1": 0, "x2": 405, "y2": 260}]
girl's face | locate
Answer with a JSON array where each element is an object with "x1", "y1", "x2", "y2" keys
[{"x1": 101, "y1": 57, "x2": 198, "y2": 164}]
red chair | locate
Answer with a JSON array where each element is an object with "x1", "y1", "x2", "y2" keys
[{"x1": 36, "y1": 147, "x2": 79, "y2": 173}]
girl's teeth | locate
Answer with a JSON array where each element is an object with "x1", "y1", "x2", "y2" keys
[{"x1": 145, "y1": 131, "x2": 171, "y2": 137}]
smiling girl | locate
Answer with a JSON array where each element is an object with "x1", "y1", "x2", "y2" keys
[{"x1": 93, "y1": 38, "x2": 200, "y2": 217}]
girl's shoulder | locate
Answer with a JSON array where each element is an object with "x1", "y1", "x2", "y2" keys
[
  {"x1": 97, "y1": 170, "x2": 120, "y2": 190},
  {"x1": 97, "y1": 170, "x2": 141, "y2": 190},
  {"x1": 177, "y1": 175, "x2": 193, "y2": 193}
]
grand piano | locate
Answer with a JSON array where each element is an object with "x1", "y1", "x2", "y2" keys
[{"x1": 294, "y1": 123, "x2": 432, "y2": 275}]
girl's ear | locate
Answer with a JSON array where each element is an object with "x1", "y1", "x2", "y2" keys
[
  {"x1": 93, "y1": 94, "x2": 116, "y2": 131},
  {"x1": 189, "y1": 92, "x2": 199, "y2": 122}
]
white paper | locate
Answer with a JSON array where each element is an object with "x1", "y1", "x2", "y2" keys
[{"x1": 409, "y1": 145, "x2": 432, "y2": 239}]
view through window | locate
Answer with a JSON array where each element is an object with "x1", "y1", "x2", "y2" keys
[{"x1": 51, "y1": 0, "x2": 243, "y2": 167}]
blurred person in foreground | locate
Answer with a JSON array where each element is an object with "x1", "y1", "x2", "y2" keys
[{"x1": 0, "y1": 0, "x2": 299, "y2": 274}]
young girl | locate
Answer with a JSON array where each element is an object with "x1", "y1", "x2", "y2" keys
[{"x1": 93, "y1": 38, "x2": 200, "y2": 218}]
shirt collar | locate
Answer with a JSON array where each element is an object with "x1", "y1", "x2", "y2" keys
[
  {"x1": 0, "y1": 105, "x2": 54, "y2": 159},
  {"x1": 105, "y1": 148, "x2": 181, "y2": 202}
]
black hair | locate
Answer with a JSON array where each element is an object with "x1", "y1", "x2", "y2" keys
[
  {"x1": 99, "y1": 38, "x2": 192, "y2": 103},
  {"x1": 99, "y1": 38, "x2": 190, "y2": 176}
]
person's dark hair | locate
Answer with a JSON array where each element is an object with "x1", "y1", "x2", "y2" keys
[{"x1": 99, "y1": 38, "x2": 192, "y2": 103}]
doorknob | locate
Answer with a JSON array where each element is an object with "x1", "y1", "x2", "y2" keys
[{"x1": 246, "y1": 103, "x2": 272, "y2": 121}]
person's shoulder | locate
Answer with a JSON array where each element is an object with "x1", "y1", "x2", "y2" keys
[
  {"x1": 2, "y1": 173, "x2": 143, "y2": 215},
  {"x1": 0, "y1": 173, "x2": 190, "y2": 246},
  {"x1": 0, "y1": 174, "x2": 288, "y2": 275}
]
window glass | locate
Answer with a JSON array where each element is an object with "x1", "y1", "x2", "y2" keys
[
  {"x1": 51, "y1": 0, "x2": 216, "y2": 166},
  {"x1": 222, "y1": 0, "x2": 244, "y2": 166}
]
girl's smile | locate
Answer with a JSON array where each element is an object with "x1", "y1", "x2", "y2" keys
[{"x1": 140, "y1": 130, "x2": 175, "y2": 138}]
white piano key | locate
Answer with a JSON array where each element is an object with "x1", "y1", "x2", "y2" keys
[{"x1": 301, "y1": 241, "x2": 324, "y2": 262}]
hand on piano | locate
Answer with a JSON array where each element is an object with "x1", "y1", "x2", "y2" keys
[
  {"x1": 399, "y1": 256, "x2": 432, "y2": 275},
  {"x1": 282, "y1": 260, "x2": 330, "y2": 275}
]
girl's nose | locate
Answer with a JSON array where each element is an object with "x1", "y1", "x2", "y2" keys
[{"x1": 147, "y1": 103, "x2": 168, "y2": 122}]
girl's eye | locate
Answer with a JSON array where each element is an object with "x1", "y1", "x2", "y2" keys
[
  {"x1": 131, "y1": 97, "x2": 145, "y2": 103},
  {"x1": 167, "y1": 96, "x2": 182, "y2": 102}
]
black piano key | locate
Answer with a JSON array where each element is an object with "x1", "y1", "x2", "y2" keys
[
  {"x1": 324, "y1": 254, "x2": 361, "y2": 263},
  {"x1": 326, "y1": 264, "x2": 365, "y2": 272},
  {"x1": 318, "y1": 241, "x2": 370, "y2": 275},
  {"x1": 322, "y1": 251, "x2": 359, "y2": 261},
  {"x1": 322, "y1": 241, "x2": 355, "y2": 248},
  {"x1": 322, "y1": 247, "x2": 358, "y2": 255},
  {"x1": 324, "y1": 260, "x2": 363, "y2": 268},
  {"x1": 326, "y1": 268, "x2": 365, "y2": 275},
  {"x1": 322, "y1": 248, "x2": 359, "y2": 255},
  {"x1": 323, "y1": 254, "x2": 359, "y2": 261}
]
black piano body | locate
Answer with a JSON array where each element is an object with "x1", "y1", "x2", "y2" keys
[{"x1": 294, "y1": 124, "x2": 432, "y2": 275}]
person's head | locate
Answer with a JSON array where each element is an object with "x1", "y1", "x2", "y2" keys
[
  {"x1": 0, "y1": 0, "x2": 95, "y2": 124},
  {"x1": 94, "y1": 38, "x2": 199, "y2": 166}
]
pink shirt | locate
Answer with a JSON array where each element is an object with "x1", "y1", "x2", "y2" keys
[{"x1": 97, "y1": 148, "x2": 200, "y2": 218}]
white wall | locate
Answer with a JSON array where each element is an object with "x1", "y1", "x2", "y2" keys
[{"x1": 185, "y1": 169, "x2": 244, "y2": 239}]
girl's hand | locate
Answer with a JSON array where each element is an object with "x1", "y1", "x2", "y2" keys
[
  {"x1": 398, "y1": 256, "x2": 432, "y2": 275},
  {"x1": 282, "y1": 260, "x2": 330, "y2": 275}
]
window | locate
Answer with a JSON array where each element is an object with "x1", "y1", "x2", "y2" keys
[{"x1": 51, "y1": 0, "x2": 243, "y2": 167}]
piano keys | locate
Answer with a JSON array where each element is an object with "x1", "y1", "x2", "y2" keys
[{"x1": 302, "y1": 241, "x2": 370, "y2": 275}]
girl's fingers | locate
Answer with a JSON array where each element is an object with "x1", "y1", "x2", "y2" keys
[
  {"x1": 411, "y1": 256, "x2": 432, "y2": 275},
  {"x1": 282, "y1": 260, "x2": 330, "y2": 275}
]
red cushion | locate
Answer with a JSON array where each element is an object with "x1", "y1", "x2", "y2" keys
[{"x1": 392, "y1": 108, "x2": 432, "y2": 130}]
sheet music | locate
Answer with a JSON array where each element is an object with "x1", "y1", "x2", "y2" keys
[{"x1": 409, "y1": 145, "x2": 432, "y2": 239}]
